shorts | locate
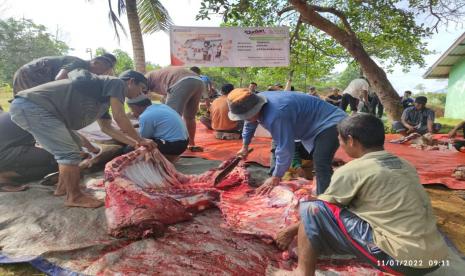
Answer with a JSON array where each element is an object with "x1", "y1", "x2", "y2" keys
[
  {"x1": 166, "y1": 78, "x2": 205, "y2": 120},
  {"x1": 153, "y1": 139, "x2": 188, "y2": 156},
  {"x1": 300, "y1": 200, "x2": 439, "y2": 275},
  {"x1": 123, "y1": 139, "x2": 188, "y2": 156},
  {"x1": 9, "y1": 98, "x2": 82, "y2": 165}
]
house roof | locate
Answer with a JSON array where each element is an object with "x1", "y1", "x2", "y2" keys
[{"x1": 423, "y1": 32, "x2": 465, "y2": 79}]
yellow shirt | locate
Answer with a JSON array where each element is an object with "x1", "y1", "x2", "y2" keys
[{"x1": 318, "y1": 151, "x2": 448, "y2": 268}]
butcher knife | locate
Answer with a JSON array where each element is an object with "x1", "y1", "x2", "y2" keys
[{"x1": 214, "y1": 148, "x2": 253, "y2": 186}]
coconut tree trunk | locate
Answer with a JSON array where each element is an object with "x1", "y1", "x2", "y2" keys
[
  {"x1": 125, "y1": 0, "x2": 146, "y2": 73},
  {"x1": 290, "y1": 0, "x2": 403, "y2": 121}
]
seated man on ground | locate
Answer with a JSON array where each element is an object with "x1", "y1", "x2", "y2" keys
[
  {"x1": 325, "y1": 88, "x2": 342, "y2": 106},
  {"x1": 448, "y1": 120, "x2": 465, "y2": 152},
  {"x1": 392, "y1": 96, "x2": 441, "y2": 137},
  {"x1": 271, "y1": 114, "x2": 449, "y2": 276},
  {"x1": 127, "y1": 95, "x2": 189, "y2": 162},
  {"x1": 307, "y1": 86, "x2": 320, "y2": 98},
  {"x1": 210, "y1": 83, "x2": 243, "y2": 140},
  {"x1": 13, "y1": 54, "x2": 116, "y2": 94},
  {"x1": 10, "y1": 69, "x2": 156, "y2": 208},
  {"x1": 448, "y1": 120, "x2": 465, "y2": 139},
  {"x1": 401, "y1": 90, "x2": 414, "y2": 109},
  {"x1": 0, "y1": 112, "x2": 58, "y2": 192},
  {"x1": 249, "y1": 82, "x2": 259, "y2": 94}
]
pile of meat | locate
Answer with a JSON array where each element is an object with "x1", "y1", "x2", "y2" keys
[
  {"x1": 104, "y1": 148, "x2": 247, "y2": 239},
  {"x1": 390, "y1": 133, "x2": 452, "y2": 151},
  {"x1": 104, "y1": 147, "x2": 313, "y2": 240},
  {"x1": 102, "y1": 148, "x2": 383, "y2": 275}
]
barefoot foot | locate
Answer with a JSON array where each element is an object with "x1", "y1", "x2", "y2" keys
[
  {"x1": 54, "y1": 182, "x2": 66, "y2": 196},
  {"x1": 65, "y1": 194, "x2": 103, "y2": 208},
  {"x1": 276, "y1": 223, "x2": 299, "y2": 250},
  {"x1": 266, "y1": 265, "x2": 302, "y2": 276}
]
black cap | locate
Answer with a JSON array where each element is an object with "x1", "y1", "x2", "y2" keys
[
  {"x1": 93, "y1": 53, "x2": 117, "y2": 68},
  {"x1": 190, "y1": 66, "x2": 201, "y2": 74},
  {"x1": 119, "y1": 70, "x2": 148, "y2": 87},
  {"x1": 414, "y1": 96, "x2": 427, "y2": 105},
  {"x1": 102, "y1": 53, "x2": 116, "y2": 64}
]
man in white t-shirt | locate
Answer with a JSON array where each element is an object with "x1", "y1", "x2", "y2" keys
[{"x1": 340, "y1": 78, "x2": 369, "y2": 114}]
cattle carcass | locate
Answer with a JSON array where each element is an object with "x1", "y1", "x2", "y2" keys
[
  {"x1": 104, "y1": 148, "x2": 249, "y2": 239},
  {"x1": 103, "y1": 148, "x2": 313, "y2": 240}
]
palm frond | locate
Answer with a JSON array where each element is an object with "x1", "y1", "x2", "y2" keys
[
  {"x1": 108, "y1": 0, "x2": 127, "y2": 41},
  {"x1": 137, "y1": 0, "x2": 173, "y2": 34}
]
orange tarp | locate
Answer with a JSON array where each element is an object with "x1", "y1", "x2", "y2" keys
[{"x1": 183, "y1": 125, "x2": 465, "y2": 189}]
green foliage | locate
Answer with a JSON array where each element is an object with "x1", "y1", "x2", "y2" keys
[
  {"x1": 416, "y1": 92, "x2": 447, "y2": 107},
  {"x1": 197, "y1": 0, "x2": 451, "y2": 73},
  {"x1": 137, "y1": 0, "x2": 173, "y2": 33},
  {"x1": 0, "y1": 86, "x2": 12, "y2": 111},
  {"x1": 94, "y1": 47, "x2": 135, "y2": 75},
  {"x1": 146, "y1": 62, "x2": 161, "y2": 72},
  {"x1": 112, "y1": 49, "x2": 135, "y2": 75},
  {"x1": 107, "y1": 0, "x2": 172, "y2": 38},
  {"x1": 0, "y1": 18, "x2": 69, "y2": 85}
]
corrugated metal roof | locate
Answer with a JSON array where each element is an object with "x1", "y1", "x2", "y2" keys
[{"x1": 423, "y1": 32, "x2": 465, "y2": 79}]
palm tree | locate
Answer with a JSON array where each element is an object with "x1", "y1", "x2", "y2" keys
[{"x1": 107, "y1": 0, "x2": 172, "y2": 73}]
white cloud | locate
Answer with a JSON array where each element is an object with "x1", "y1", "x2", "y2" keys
[{"x1": 1, "y1": 0, "x2": 463, "y2": 94}]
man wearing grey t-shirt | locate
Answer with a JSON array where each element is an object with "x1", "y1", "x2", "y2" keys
[{"x1": 10, "y1": 70, "x2": 156, "y2": 208}]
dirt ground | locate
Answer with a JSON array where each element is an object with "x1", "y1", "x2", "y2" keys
[{"x1": 425, "y1": 186, "x2": 465, "y2": 254}]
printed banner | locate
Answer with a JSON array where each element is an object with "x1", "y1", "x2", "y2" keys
[{"x1": 170, "y1": 26, "x2": 290, "y2": 67}]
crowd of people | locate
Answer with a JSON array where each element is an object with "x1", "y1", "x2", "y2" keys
[{"x1": 0, "y1": 54, "x2": 454, "y2": 275}]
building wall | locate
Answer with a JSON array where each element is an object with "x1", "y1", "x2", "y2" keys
[{"x1": 445, "y1": 58, "x2": 465, "y2": 119}]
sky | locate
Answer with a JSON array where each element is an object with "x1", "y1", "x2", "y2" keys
[{"x1": 1, "y1": 0, "x2": 464, "y2": 94}]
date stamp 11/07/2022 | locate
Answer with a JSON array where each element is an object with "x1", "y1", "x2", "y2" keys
[{"x1": 377, "y1": 259, "x2": 451, "y2": 267}]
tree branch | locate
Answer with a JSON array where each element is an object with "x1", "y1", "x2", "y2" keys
[
  {"x1": 277, "y1": 6, "x2": 295, "y2": 17},
  {"x1": 298, "y1": 37, "x2": 347, "y2": 59},
  {"x1": 289, "y1": 16, "x2": 302, "y2": 47},
  {"x1": 429, "y1": 0, "x2": 442, "y2": 32},
  {"x1": 307, "y1": 4, "x2": 355, "y2": 35}
]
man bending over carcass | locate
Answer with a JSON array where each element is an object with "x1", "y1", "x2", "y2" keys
[
  {"x1": 9, "y1": 69, "x2": 156, "y2": 208},
  {"x1": 270, "y1": 114, "x2": 448, "y2": 276},
  {"x1": 228, "y1": 89, "x2": 346, "y2": 195}
]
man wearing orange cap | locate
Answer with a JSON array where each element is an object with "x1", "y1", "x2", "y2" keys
[{"x1": 228, "y1": 88, "x2": 347, "y2": 195}]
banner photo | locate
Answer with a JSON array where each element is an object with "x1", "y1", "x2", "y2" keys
[{"x1": 170, "y1": 26, "x2": 290, "y2": 67}]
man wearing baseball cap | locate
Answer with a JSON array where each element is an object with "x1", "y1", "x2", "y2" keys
[
  {"x1": 228, "y1": 88, "x2": 347, "y2": 195},
  {"x1": 9, "y1": 69, "x2": 155, "y2": 208}
]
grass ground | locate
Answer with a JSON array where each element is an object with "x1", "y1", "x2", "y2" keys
[
  {"x1": 0, "y1": 91, "x2": 11, "y2": 112},
  {"x1": 0, "y1": 263, "x2": 42, "y2": 275}
]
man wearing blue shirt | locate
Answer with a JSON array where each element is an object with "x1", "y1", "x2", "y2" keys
[
  {"x1": 127, "y1": 95, "x2": 189, "y2": 162},
  {"x1": 228, "y1": 89, "x2": 347, "y2": 195}
]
